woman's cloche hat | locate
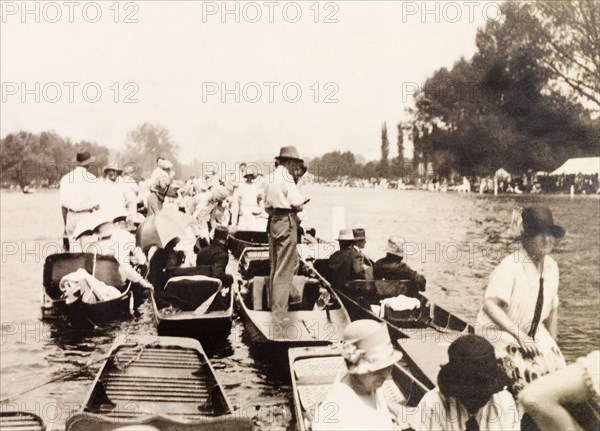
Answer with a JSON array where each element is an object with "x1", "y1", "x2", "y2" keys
[{"x1": 340, "y1": 320, "x2": 403, "y2": 374}]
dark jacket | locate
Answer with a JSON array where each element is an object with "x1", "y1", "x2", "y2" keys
[
  {"x1": 373, "y1": 253, "x2": 426, "y2": 297},
  {"x1": 196, "y1": 243, "x2": 233, "y2": 287},
  {"x1": 148, "y1": 247, "x2": 185, "y2": 291},
  {"x1": 327, "y1": 246, "x2": 365, "y2": 289}
]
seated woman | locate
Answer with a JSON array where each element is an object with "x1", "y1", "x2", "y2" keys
[
  {"x1": 413, "y1": 335, "x2": 519, "y2": 431},
  {"x1": 476, "y1": 206, "x2": 566, "y2": 387},
  {"x1": 313, "y1": 320, "x2": 404, "y2": 431},
  {"x1": 518, "y1": 350, "x2": 599, "y2": 431}
]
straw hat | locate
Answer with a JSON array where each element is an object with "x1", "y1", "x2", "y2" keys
[
  {"x1": 244, "y1": 165, "x2": 259, "y2": 179},
  {"x1": 104, "y1": 161, "x2": 122, "y2": 174},
  {"x1": 337, "y1": 229, "x2": 354, "y2": 241},
  {"x1": 340, "y1": 320, "x2": 403, "y2": 374},
  {"x1": 275, "y1": 146, "x2": 303, "y2": 162},
  {"x1": 386, "y1": 235, "x2": 406, "y2": 257}
]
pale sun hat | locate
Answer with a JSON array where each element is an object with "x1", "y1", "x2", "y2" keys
[
  {"x1": 386, "y1": 235, "x2": 407, "y2": 257},
  {"x1": 340, "y1": 320, "x2": 403, "y2": 374}
]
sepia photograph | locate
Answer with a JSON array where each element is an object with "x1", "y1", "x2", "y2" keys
[{"x1": 1, "y1": 1, "x2": 599, "y2": 430}]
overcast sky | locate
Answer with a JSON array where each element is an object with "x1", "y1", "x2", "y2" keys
[{"x1": 1, "y1": 1, "x2": 503, "y2": 162}]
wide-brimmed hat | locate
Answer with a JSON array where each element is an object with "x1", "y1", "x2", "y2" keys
[
  {"x1": 438, "y1": 335, "x2": 513, "y2": 400},
  {"x1": 340, "y1": 320, "x2": 403, "y2": 374},
  {"x1": 76, "y1": 150, "x2": 96, "y2": 166},
  {"x1": 103, "y1": 161, "x2": 122, "y2": 174},
  {"x1": 352, "y1": 228, "x2": 366, "y2": 240},
  {"x1": 386, "y1": 235, "x2": 406, "y2": 257},
  {"x1": 337, "y1": 229, "x2": 354, "y2": 241},
  {"x1": 521, "y1": 206, "x2": 565, "y2": 239},
  {"x1": 72, "y1": 210, "x2": 119, "y2": 240},
  {"x1": 244, "y1": 165, "x2": 259, "y2": 178},
  {"x1": 275, "y1": 146, "x2": 303, "y2": 162}
]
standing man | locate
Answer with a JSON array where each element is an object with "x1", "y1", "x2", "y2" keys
[
  {"x1": 60, "y1": 150, "x2": 99, "y2": 250},
  {"x1": 264, "y1": 146, "x2": 307, "y2": 316}
]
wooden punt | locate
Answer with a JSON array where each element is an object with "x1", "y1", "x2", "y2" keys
[
  {"x1": 151, "y1": 266, "x2": 233, "y2": 345},
  {"x1": 234, "y1": 275, "x2": 351, "y2": 348},
  {"x1": 0, "y1": 412, "x2": 45, "y2": 431},
  {"x1": 41, "y1": 253, "x2": 131, "y2": 325},
  {"x1": 289, "y1": 345, "x2": 429, "y2": 431},
  {"x1": 66, "y1": 335, "x2": 252, "y2": 431}
]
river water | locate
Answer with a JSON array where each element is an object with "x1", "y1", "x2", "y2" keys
[{"x1": 1, "y1": 186, "x2": 599, "y2": 430}]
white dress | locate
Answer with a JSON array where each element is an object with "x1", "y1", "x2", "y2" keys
[{"x1": 476, "y1": 247, "x2": 566, "y2": 384}]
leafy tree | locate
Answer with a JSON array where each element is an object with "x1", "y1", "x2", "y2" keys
[
  {"x1": 378, "y1": 122, "x2": 390, "y2": 178},
  {"x1": 408, "y1": 0, "x2": 595, "y2": 176},
  {"x1": 121, "y1": 123, "x2": 179, "y2": 176},
  {"x1": 392, "y1": 123, "x2": 405, "y2": 178},
  {"x1": 534, "y1": 0, "x2": 600, "y2": 109}
]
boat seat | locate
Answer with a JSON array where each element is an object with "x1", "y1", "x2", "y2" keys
[
  {"x1": 163, "y1": 265, "x2": 213, "y2": 279},
  {"x1": 158, "y1": 276, "x2": 222, "y2": 311}
]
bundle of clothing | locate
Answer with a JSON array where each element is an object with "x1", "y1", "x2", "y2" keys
[{"x1": 59, "y1": 268, "x2": 122, "y2": 304}]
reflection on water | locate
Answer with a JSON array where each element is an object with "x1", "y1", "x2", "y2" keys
[{"x1": 1, "y1": 188, "x2": 598, "y2": 430}]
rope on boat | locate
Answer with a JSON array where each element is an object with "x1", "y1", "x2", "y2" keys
[{"x1": 113, "y1": 343, "x2": 144, "y2": 371}]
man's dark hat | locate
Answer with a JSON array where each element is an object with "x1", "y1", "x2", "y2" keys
[
  {"x1": 213, "y1": 225, "x2": 229, "y2": 243},
  {"x1": 76, "y1": 150, "x2": 96, "y2": 166},
  {"x1": 275, "y1": 146, "x2": 303, "y2": 162},
  {"x1": 353, "y1": 228, "x2": 366, "y2": 240},
  {"x1": 521, "y1": 206, "x2": 565, "y2": 239},
  {"x1": 437, "y1": 335, "x2": 513, "y2": 401}
]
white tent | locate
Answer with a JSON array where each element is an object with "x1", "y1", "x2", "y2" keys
[
  {"x1": 494, "y1": 167, "x2": 512, "y2": 180},
  {"x1": 551, "y1": 157, "x2": 600, "y2": 175}
]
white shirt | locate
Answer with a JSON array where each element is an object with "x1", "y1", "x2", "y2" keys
[
  {"x1": 97, "y1": 178, "x2": 127, "y2": 215},
  {"x1": 59, "y1": 166, "x2": 99, "y2": 211},
  {"x1": 264, "y1": 165, "x2": 304, "y2": 209},
  {"x1": 412, "y1": 388, "x2": 521, "y2": 431}
]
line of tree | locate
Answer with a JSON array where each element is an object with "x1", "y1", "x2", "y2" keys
[
  {"x1": 409, "y1": 0, "x2": 599, "y2": 178},
  {"x1": 308, "y1": 122, "x2": 413, "y2": 181},
  {"x1": 1, "y1": 123, "x2": 181, "y2": 188}
]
